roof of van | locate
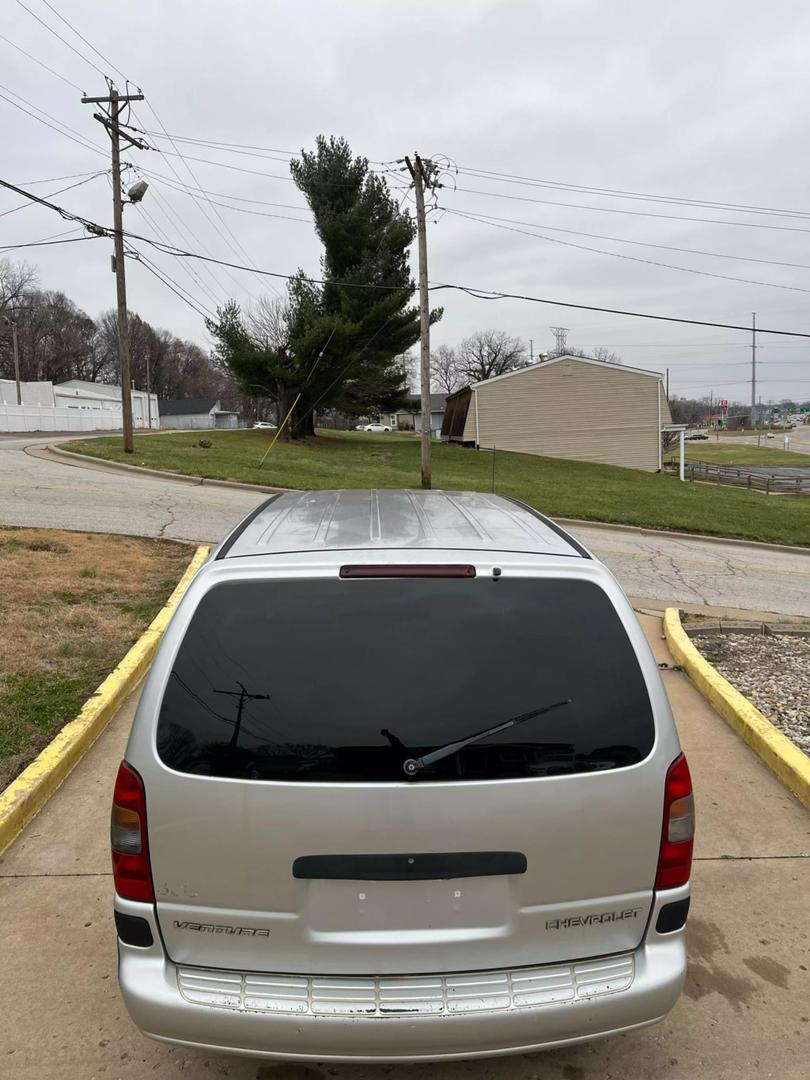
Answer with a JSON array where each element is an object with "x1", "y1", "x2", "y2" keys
[{"x1": 217, "y1": 490, "x2": 589, "y2": 560}]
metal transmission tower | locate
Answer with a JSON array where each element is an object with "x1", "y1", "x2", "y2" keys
[{"x1": 550, "y1": 326, "x2": 569, "y2": 356}]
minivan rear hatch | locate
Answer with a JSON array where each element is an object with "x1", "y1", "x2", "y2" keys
[{"x1": 145, "y1": 571, "x2": 664, "y2": 976}]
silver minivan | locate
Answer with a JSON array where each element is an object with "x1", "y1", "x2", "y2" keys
[{"x1": 111, "y1": 490, "x2": 694, "y2": 1064}]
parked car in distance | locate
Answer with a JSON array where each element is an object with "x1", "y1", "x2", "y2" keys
[
  {"x1": 112, "y1": 490, "x2": 693, "y2": 1064},
  {"x1": 685, "y1": 431, "x2": 709, "y2": 441},
  {"x1": 252, "y1": 421, "x2": 277, "y2": 430},
  {"x1": 363, "y1": 423, "x2": 392, "y2": 432},
  {"x1": 766, "y1": 431, "x2": 775, "y2": 439}
]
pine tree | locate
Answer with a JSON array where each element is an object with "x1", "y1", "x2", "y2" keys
[{"x1": 208, "y1": 136, "x2": 441, "y2": 438}]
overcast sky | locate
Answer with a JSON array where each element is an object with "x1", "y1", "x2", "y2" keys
[{"x1": 3, "y1": 0, "x2": 810, "y2": 404}]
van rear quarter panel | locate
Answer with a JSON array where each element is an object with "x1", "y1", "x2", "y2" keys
[{"x1": 126, "y1": 552, "x2": 681, "y2": 977}]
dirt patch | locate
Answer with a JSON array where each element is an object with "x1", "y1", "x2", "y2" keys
[{"x1": 0, "y1": 527, "x2": 191, "y2": 788}]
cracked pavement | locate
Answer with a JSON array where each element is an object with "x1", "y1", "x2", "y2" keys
[{"x1": 1, "y1": 433, "x2": 809, "y2": 615}]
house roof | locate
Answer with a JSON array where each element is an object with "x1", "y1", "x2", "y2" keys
[
  {"x1": 217, "y1": 490, "x2": 587, "y2": 560},
  {"x1": 159, "y1": 398, "x2": 219, "y2": 416},
  {"x1": 397, "y1": 393, "x2": 448, "y2": 413},
  {"x1": 471, "y1": 354, "x2": 665, "y2": 390}
]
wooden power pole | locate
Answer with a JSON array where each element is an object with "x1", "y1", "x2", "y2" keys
[
  {"x1": 404, "y1": 154, "x2": 435, "y2": 489},
  {"x1": 82, "y1": 87, "x2": 145, "y2": 453}
]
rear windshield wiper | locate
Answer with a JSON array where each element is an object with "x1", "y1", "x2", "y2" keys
[{"x1": 402, "y1": 699, "x2": 572, "y2": 778}]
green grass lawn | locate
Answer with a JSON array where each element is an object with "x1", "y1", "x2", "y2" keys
[
  {"x1": 667, "y1": 442, "x2": 810, "y2": 467},
  {"x1": 62, "y1": 429, "x2": 810, "y2": 547}
]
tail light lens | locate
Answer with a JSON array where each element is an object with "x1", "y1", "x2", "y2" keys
[
  {"x1": 111, "y1": 761, "x2": 154, "y2": 902},
  {"x1": 656, "y1": 753, "x2": 694, "y2": 890}
]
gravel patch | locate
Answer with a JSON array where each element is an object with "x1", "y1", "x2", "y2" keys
[{"x1": 691, "y1": 632, "x2": 810, "y2": 755}]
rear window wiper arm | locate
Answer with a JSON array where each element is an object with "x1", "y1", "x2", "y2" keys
[{"x1": 402, "y1": 699, "x2": 572, "y2": 778}]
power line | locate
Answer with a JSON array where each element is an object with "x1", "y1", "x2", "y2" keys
[
  {"x1": 12, "y1": 0, "x2": 107, "y2": 80},
  {"x1": 445, "y1": 207, "x2": 810, "y2": 297},
  {"x1": 130, "y1": 177, "x2": 231, "y2": 306},
  {"x1": 6, "y1": 175, "x2": 810, "y2": 340},
  {"x1": 124, "y1": 128, "x2": 299, "y2": 158},
  {"x1": 0, "y1": 170, "x2": 105, "y2": 218},
  {"x1": 427, "y1": 280, "x2": 810, "y2": 339},
  {"x1": 0, "y1": 226, "x2": 94, "y2": 250},
  {"x1": 452, "y1": 184, "x2": 810, "y2": 238},
  {"x1": 137, "y1": 167, "x2": 309, "y2": 211},
  {"x1": 443, "y1": 206, "x2": 810, "y2": 273},
  {"x1": 128, "y1": 245, "x2": 215, "y2": 321},
  {"x1": 15, "y1": 169, "x2": 101, "y2": 186},
  {"x1": 131, "y1": 197, "x2": 225, "y2": 310},
  {"x1": 38, "y1": 0, "x2": 130, "y2": 83},
  {"x1": 0, "y1": 84, "x2": 106, "y2": 157},
  {"x1": 134, "y1": 100, "x2": 274, "y2": 298},
  {"x1": 132, "y1": 165, "x2": 266, "y2": 304},
  {"x1": 0, "y1": 31, "x2": 83, "y2": 91},
  {"x1": 147, "y1": 178, "x2": 312, "y2": 223},
  {"x1": 14, "y1": 0, "x2": 265, "y2": 304},
  {"x1": 455, "y1": 164, "x2": 810, "y2": 222}
]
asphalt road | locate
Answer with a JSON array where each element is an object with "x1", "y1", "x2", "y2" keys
[
  {"x1": 2, "y1": 434, "x2": 809, "y2": 616},
  {"x1": 2, "y1": 614, "x2": 808, "y2": 1079}
]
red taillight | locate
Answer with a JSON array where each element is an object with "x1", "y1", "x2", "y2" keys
[
  {"x1": 340, "y1": 565, "x2": 476, "y2": 578},
  {"x1": 656, "y1": 753, "x2": 695, "y2": 890},
  {"x1": 111, "y1": 761, "x2": 154, "y2": 903}
]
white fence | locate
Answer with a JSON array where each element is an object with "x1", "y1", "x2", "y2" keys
[{"x1": 0, "y1": 403, "x2": 121, "y2": 432}]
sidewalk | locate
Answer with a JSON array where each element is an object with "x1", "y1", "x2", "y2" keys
[{"x1": 0, "y1": 615, "x2": 807, "y2": 1079}]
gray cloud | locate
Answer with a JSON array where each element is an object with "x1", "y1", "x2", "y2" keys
[{"x1": 2, "y1": 0, "x2": 809, "y2": 402}]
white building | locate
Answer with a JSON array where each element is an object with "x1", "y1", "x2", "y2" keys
[
  {"x1": 159, "y1": 398, "x2": 239, "y2": 429},
  {"x1": 0, "y1": 378, "x2": 158, "y2": 432},
  {"x1": 55, "y1": 380, "x2": 159, "y2": 429}
]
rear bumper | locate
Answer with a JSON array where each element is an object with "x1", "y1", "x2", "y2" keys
[{"x1": 116, "y1": 894, "x2": 688, "y2": 1064}]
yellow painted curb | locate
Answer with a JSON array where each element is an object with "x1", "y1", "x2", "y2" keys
[
  {"x1": 664, "y1": 607, "x2": 810, "y2": 810},
  {"x1": 0, "y1": 545, "x2": 210, "y2": 857}
]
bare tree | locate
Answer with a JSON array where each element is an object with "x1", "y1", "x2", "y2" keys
[
  {"x1": 457, "y1": 330, "x2": 527, "y2": 383},
  {"x1": 0, "y1": 259, "x2": 37, "y2": 314},
  {"x1": 248, "y1": 295, "x2": 290, "y2": 353},
  {"x1": 430, "y1": 344, "x2": 461, "y2": 394},
  {"x1": 591, "y1": 346, "x2": 622, "y2": 365},
  {"x1": 560, "y1": 345, "x2": 623, "y2": 365}
]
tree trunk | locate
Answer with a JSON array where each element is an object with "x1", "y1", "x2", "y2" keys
[
  {"x1": 296, "y1": 404, "x2": 316, "y2": 438},
  {"x1": 276, "y1": 388, "x2": 315, "y2": 440}
]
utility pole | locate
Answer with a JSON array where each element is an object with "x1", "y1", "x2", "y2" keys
[
  {"x1": 145, "y1": 350, "x2": 152, "y2": 429},
  {"x1": 665, "y1": 367, "x2": 669, "y2": 402},
  {"x1": 2, "y1": 313, "x2": 21, "y2": 405},
  {"x1": 750, "y1": 311, "x2": 757, "y2": 430},
  {"x1": 529, "y1": 338, "x2": 534, "y2": 364},
  {"x1": 404, "y1": 153, "x2": 440, "y2": 489},
  {"x1": 214, "y1": 682, "x2": 270, "y2": 749},
  {"x1": 82, "y1": 86, "x2": 145, "y2": 453}
]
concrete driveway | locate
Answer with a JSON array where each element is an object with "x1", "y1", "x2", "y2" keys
[
  {"x1": 1, "y1": 434, "x2": 809, "y2": 615},
  {"x1": 1, "y1": 613, "x2": 807, "y2": 1079}
]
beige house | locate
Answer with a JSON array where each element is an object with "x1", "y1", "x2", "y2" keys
[{"x1": 443, "y1": 355, "x2": 672, "y2": 472}]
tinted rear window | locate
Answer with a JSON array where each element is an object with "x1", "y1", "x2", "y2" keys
[{"x1": 157, "y1": 577, "x2": 655, "y2": 782}]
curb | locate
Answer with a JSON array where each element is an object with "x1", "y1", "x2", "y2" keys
[
  {"x1": 42, "y1": 442, "x2": 287, "y2": 495},
  {"x1": 0, "y1": 545, "x2": 210, "y2": 857},
  {"x1": 663, "y1": 607, "x2": 810, "y2": 810},
  {"x1": 45, "y1": 443, "x2": 810, "y2": 556},
  {"x1": 555, "y1": 517, "x2": 810, "y2": 558}
]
